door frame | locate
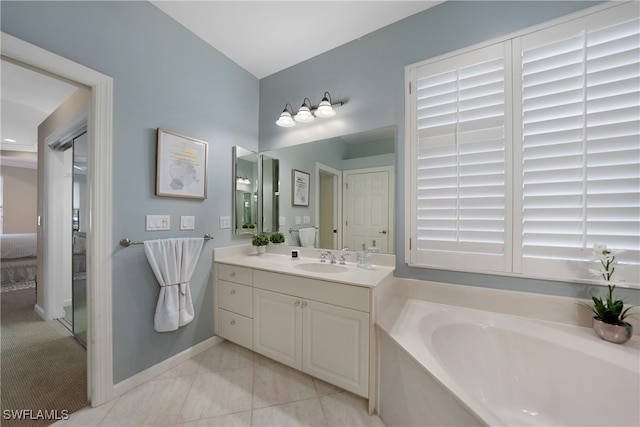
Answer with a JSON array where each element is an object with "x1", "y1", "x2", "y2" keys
[
  {"x1": 2, "y1": 32, "x2": 114, "y2": 406},
  {"x1": 315, "y1": 163, "x2": 342, "y2": 250},
  {"x1": 343, "y1": 165, "x2": 395, "y2": 254}
]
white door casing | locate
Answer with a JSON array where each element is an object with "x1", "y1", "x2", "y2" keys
[{"x1": 1, "y1": 32, "x2": 114, "y2": 406}]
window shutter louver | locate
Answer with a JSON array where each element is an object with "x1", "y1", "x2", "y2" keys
[
  {"x1": 412, "y1": 43, "x2": 510, "y2": 272},
  {"x1": 517, "y1": 10, "x2": 639, "y2": 283}
]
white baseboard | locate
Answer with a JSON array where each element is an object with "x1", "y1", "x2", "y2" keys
[
  {"x1": 34, "y1": 304, "x2": 46, "y2": 321},
  {"x1": 111, "y1": 336, "x2": 223, "y2": 399}
]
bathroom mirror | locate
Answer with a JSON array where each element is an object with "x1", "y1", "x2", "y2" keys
[
  {"x1": 232, "y1": 146, "x2": 258, "y2": 236},
  {"x1": 260, "y1": 154, "x2": 280, "y2": 233},
  {"x1": 259, "y1": 126, "x2": 395, "y2": 254}
]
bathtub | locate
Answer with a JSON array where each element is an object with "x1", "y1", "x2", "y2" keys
[{"x1": 377, "y1": 298, "x2": 640, "y2": 427}]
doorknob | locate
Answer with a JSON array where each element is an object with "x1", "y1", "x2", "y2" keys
[{"x1": 379, "y1": 230, "x2": 387, "y2": 234}]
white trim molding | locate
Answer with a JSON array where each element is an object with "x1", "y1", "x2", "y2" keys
[{"x1": 1, "y1": 32, "x2": 114, "y2": 407}]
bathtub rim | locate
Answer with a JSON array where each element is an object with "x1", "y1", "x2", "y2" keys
[{"x1": 376, "y1": 297, "x2": 640, "y2": 426}]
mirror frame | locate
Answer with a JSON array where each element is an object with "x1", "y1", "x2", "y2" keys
[{"x1": 232, "y1": 146, "x2": 258, "y2": 236}]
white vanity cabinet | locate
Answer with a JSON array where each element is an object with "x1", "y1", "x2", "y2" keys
[
  {"x1": 214, "y1": 262, "x2": 371, "y2": 399},
  {"x1": 215, "y1": 264, "x2": 253, "y2": 349},
  {"x1": 252, "y1": 270, "x2": 370, "y2": 398}
]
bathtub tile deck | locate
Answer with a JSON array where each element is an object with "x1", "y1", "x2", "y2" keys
[{"x1": 52, "y1": 341, "x2": 385, "y2": 427}]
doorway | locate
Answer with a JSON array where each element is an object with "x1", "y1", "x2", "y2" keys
[
  {"x1": 2, "y1": 31, "x2": 115, "y2": 406},
  {"x1": 316, "y1": 163, "x2": 342, "y2": 250}
]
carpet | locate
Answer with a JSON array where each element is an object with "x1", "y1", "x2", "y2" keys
[
  {"x1": 1, "y1": 288, "x2": 88, "y2": 426},
  {"x1": 1, "y1": 281, "x2": 36, "y2": 293}
]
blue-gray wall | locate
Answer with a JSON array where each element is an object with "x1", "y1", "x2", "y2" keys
[
  {"x1": 259, "y1": 1, "x2": 638, "y2": 303},
  {"x1": 1, "y1": 1, "x2": 259, "y2": 382}
]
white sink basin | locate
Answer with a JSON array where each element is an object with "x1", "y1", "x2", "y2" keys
[{"x1": 294, "y1": 262, "x2": 348, "y2": 274}]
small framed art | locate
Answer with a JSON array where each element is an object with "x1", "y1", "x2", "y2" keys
[
  {"x1": 156, "y1": 128, "x2": 208, "y2": 199},
  {"x1": 292, "y1": 169, "x2": 310, "y2": 207}
]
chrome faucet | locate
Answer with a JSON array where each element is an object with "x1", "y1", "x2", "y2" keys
[
  {"x1": 339, "y1": 247, "x2": 349, "y2": 265},
  {"x1": 327, "y1": 251, "x2": 337, "y2": 264},
  {"x1": 318, "y1": 250, "x2": 327, "y2": 262}
]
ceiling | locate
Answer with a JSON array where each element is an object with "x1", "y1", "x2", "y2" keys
[
  {"x1": 1, "y1": 60, "x2": 79, "y2": 154},
  {"x1": 1, "y1": 1, "x2": 442, "y2": 155},
  {"x1": 151, "y1": 1, "x2": 443, "y2": 79}
]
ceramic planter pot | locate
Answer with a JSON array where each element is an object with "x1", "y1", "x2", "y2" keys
[
  {"x1": 256, "y1": 245, "x2": 266, "y2": 255},
  {"x1": 593, "y1": 318, "x2": 632, "y2": 344}
]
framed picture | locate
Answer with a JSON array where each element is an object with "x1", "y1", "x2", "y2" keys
[
  {"x1": 292, "y1": 169, "x2": 310, "y2": 207},
  {"x1": 156, "y1": 128, "x2": 208, "y2": 199}
]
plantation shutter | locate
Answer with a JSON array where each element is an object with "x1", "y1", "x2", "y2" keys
[
  {"x1": 515, "y1": 5, "x2": 640, "y2": 283},
  {"x1": 410, "y1": 42, "x2": 511, "y2": 272}
]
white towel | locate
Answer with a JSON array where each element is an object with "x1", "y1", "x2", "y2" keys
[
  {"x1": 143, "y1": 237, "x2": 204, "y2": 332},
  {"x1": 298, "y1": 227, "x2": 316, "y2": 247}
]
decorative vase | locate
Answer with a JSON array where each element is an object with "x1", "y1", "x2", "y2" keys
[
  {"x1": 256, "y1": 245, "x2": 266, "y2": 255},
  {"x1": 593, "y1": 318, "x2": 632, "y2": 344}
]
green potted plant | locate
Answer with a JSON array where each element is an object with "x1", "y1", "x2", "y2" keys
[
  {"x1": 269, "y1": 231, "x2": 285, "y2": 244},
  {"x1": 252, "y1": 233, "x2": 270, "y2": 255},
  {"x1": 583, "y1": 244, "x2": 635, "y2": 344}
]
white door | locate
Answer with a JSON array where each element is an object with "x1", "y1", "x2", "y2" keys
[
  {"x1": 253, "y1": 288, "x2": 302, "y2": 370},
  {"x1": 344, "y1": 166, "x2": 394, "y2": 253},
  {"x1": 302, "y1": 299, "x2": 369, "y2": 398}
]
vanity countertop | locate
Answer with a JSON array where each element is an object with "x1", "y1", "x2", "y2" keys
[{"x1": 214, "y1": 247, "x2": 395, "y2": 288}]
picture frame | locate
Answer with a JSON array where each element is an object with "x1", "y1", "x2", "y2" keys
[
  {"x1": 156, "y1": 128, "x2": 208, "y2": 199},
  {"x1": 292, "y1": 169, "x2": 310, "y2": 207}
]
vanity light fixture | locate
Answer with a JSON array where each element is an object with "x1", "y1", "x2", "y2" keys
[
  {"x1": 275, "y1": 103, "x2": 296, "y2": 128},
  {"x1": 294, "y1": 98, "x2": 315, "y2": 123},
  {"x1": 275, "y1": 92, "x2": 344, "y2": 127},
  {"x1": 315, "y1": 92, "x2": 337, "y2": 118}
]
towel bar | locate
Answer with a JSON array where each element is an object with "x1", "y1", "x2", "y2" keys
[
  {"x1": 288, "y1": 226, "x2": 318, "y2": 234},
  {"x1": 119, "y1": 233, "x2": 214, "y2": 247}
]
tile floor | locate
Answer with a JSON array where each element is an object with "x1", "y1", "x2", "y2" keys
[{"x1": 53, "y1": 340, "x2": 386, "y2": 426}]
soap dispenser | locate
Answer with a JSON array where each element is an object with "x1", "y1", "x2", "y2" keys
[
  {"x1": 367, "y1": 240, "x2": 381, "y2": 254},
  {"x1": 357, "y1": 243, "x2": 371, "y2": 270}
]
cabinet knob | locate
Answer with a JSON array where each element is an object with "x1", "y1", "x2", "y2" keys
[
  {"x1": 230, "y1": 290, "x2": 236, "y2": 295},
  {"x1": 294, "y1": 300, "x2": 300, "y2": 306},
  {"x1": 230, "y1": 320, "x2": 236, "y2": 325},
  {"x1": 230, "y1": 272, "x2": 236, "y2": 277},
  {"x1": 302, "y1": 301, "x2": 307, "y2": 308}
]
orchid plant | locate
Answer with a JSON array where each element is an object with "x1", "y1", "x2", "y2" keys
[
  {"x1": 584, "y1": 244, "x2": 634, "y2": 327},
  {"x1": 589, "y1": 243, "x2": 624, "y2": 285}
]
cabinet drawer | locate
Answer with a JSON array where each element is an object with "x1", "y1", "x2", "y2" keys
[
  {"x1": 218, "y1": 309, "x2": 253, "y2": 350},
  {"x1": 217, "y1": 264, "x2": 252, "y2": 286},
  {"x1": 218, "y1": 280, "x2": 252, "y2": 317}
]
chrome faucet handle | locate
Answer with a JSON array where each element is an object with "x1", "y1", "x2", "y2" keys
[
  {"x1": 318, "y1": 250, "x2": 327, "y2": 262},
  {"x1": 339, "y1": 253, "x2": 349, "y2": 265},
  {"x1": 327, "y1": 251, "x2": 337, "y2": 264}
]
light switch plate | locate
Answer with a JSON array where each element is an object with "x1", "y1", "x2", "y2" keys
[
  {"x1": 279, "y1": 216, "x2": 286, "y2": 226},
  {"x1": 295, "y1": 216, "x2": 301, "y2": 225},
  {"x1": 146, "y1": 215, "x2": 170, "y2": 231},
  {"x1": 219, "y1": 216, "x2": 231, "y2": 229},
  {"x1": 303, "y1": 216, "x2": 310, "y2": 224},
  {"x1": 180, "y1": 216, "x2": 195, "y2": 230}
]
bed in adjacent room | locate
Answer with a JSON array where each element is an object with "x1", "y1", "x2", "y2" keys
[{"x1": 1, "y1": 233, "x2": 37, "y2": 286}]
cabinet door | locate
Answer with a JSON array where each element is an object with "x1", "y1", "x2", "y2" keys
[
  {"x1": 253, "y1": 288, "x2": 302, "y2": 370},
  {"x1": 302, "y1": 300, "x2": 369, "y2": 397}
]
